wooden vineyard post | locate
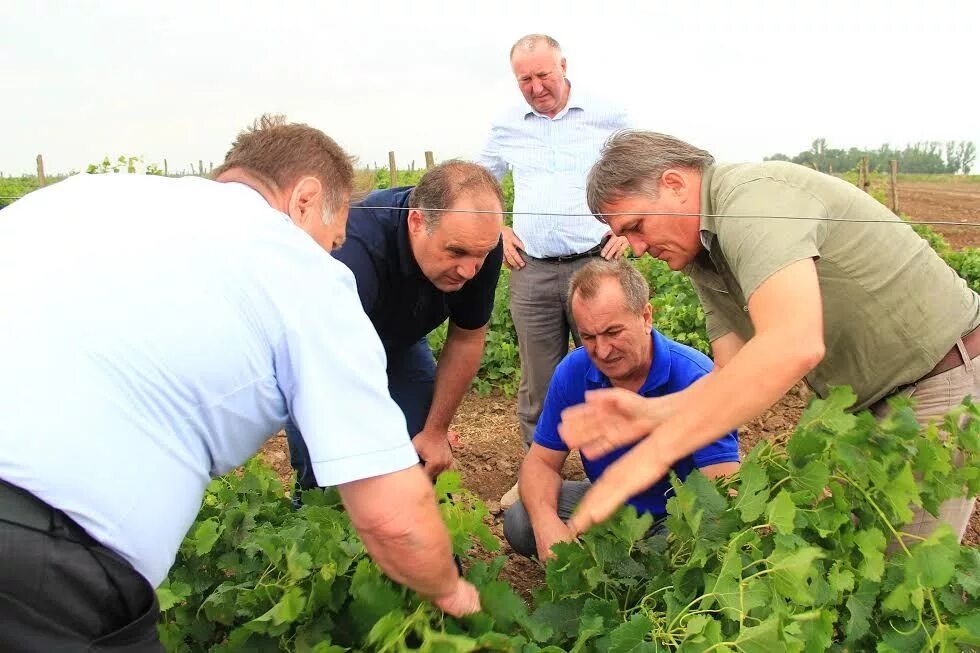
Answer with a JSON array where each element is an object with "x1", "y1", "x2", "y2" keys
[
  {"x1": 862, "y1": 156, "x2": 871, "y2": 194},
  {"x1": 164, "y1": 159, "x2": 169, "y2": 176},
  {"x1": 828, "y1": 162, "x2": 833, "y2": 175},
  {"x1": 388, "y1": 151, "x2": 398, "y2": 188},
  {"x1": 36, "y1": 154, "x2": 47, "y2": 187},
  {"x1": 424, "y1": 151, "x2": 435, "y2": 169},
  {"x1": 889, "y1": 159, "x2": 899, "y2": 214}
]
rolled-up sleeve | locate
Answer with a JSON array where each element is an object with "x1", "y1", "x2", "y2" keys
[{"x1": 275, "y1": 259, "x2": 418, "y2": 486}]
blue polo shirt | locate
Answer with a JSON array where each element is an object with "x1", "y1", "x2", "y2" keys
[
  {"x1": 535, "y1": 329, "x2": 740, "y2": 517},
  {"x1": 332, "y1": 187, "x2": 504, "y2": 353}
]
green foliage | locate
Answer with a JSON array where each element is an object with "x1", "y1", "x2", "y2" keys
[
  {"x1": 373, "y1": 167, "x2": 426, "y2": 190},
  {"x1": 158, "y1": 463, "x2": 499, "y2": 652},
  {"x1": 0, "y1": 176, "x2": 41, "y2": 209},
  {"x1": 86, "y1": 155, "x2": 165, "y2": 176},
  {"x1": 767, "y1": 137, "x2": 977, "y2": 174},
  {"x1": 944, "y1": 249, "x2": 980, "y2": 293},
  {"x1": 161, "y1": 392, "x2": 980, "y2": 651},
  {"x1": 631, "y1": 256, "x2": 710, "y2": 355}
]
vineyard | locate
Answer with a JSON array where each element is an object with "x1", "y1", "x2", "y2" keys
[
  {"x1": 4, "y1": 166, "x2": 980, "y2": 650},
  {"x1": 157, "y1": 175, "x2": 980, "y2": 650}
]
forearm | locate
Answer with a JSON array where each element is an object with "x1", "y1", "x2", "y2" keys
[
  {"x1": 424, "y1": 326, "x2": 485, "y2": 431},
  {"x1": 339, "y1": 466, "x2": 458, "y2": 600},
  {"x1": 519, "y1": 455, "x2": 565, "y2": 529}
]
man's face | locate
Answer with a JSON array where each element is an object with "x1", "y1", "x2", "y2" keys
[
  {"x1": 511, "y1": 47, "x2": 569, "y2": 118},
  {"x1": 572, "y1": 278, "x2": 653, "y2": 383},
  {"x1": 601, "y1": 193, "x2": 703, "y2": 271},
  {"x1": 409, "y1": 193, "x2": 503, "y2": 292}
]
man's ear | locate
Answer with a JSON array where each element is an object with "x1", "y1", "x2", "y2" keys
[
  {"x1": 642, "y1": 301, "x2": 654, "y2": 332},
  {"x1": 660, "y1": 169, "x2": 691, "y2": 202},
  {"x1": 287, "y1": 176, "x2": 323, "y2": 226},
  {"x1": 406, "y1": 208, "x2": 426, "y2": 235}
]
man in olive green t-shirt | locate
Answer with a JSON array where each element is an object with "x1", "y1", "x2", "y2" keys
[{"x1": 557, "y1": 130, "x2": 980, "y2": 543}]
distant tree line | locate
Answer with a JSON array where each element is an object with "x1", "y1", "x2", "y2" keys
[{"x1": 766, "y1": 138, "x2": 976, "y2": 174}]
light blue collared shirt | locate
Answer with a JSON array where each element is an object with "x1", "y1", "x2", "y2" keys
[
  {"x1": 478, "y1": 82, "x2": 631, "y2": 258},
  {"x1": 0, "y1": 174, "x2": 418, "y2": 586}
]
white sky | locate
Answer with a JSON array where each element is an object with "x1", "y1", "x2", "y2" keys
[{"x1": 2, "y1": 0, "x2": 978, "y2": 176}]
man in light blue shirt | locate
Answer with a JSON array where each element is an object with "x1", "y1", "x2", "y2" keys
[
  {"x1": 0, "y1": 116, "x2": 479, "y2": 650},
  {"x1": 478, "y1": 34, "x2": 632, "y2": 506}
]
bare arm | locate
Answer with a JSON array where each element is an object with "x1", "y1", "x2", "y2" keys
[
  {"x1": 338, "y1": 465, "x2": 479, "y2": 616},
  {"x1": 563, "y1": 258, "x2": 824, "y2": 532},
  {"x1": 413, "y1": 323, "x2": 487, "y2": 478},
  {"x1": 710, "y1": 332, "x2": 747, "y2": 370},
  {"x1": 518, "y1": 444, "x2": 574, "y2": 560}
]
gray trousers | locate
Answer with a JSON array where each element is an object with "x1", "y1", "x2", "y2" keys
[
  {"x1": 503, "y1": 480, "x2": 591, "y2": 558},
  {"x1": 871, "y1": 341, "x2": 980, "y2": 543},
  {"x1": 510, "y1": 255, "x2": 596, "y2": 446}
]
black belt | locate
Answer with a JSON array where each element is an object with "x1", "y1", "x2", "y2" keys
[
  {"x1": 0, "y1": 478, "x2": 95, "y2": 545},
  {"x1": 536, "y1": 239, "x2": 606, "y2": 263}
]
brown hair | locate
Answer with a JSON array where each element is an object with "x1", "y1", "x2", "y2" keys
[
  {"x1": 408, "y1": 160, "x2": 504, "y2": 231},
  {"x1": 569, "y1": 259, "x2": 650, "y2": 314},
  {"x1": 587, "y1": 130, "x2": 715, "y2": 216},
  {"x1": 213, "y1": 114, "x2": 354, "y2": 214}
]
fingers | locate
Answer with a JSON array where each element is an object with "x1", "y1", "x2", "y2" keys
[
  {"x1": 567, "y1": 443, "x2": 671, "y2": 537},
  {"x1": 601, "y1": 235, "x2": 629, "y2": 260},
  {"x1": 433, "y1": 579, "x2": 482, "y2": 617},
  {"x1": 502, "y1": 227, "x2": 526, "y2": 270}
]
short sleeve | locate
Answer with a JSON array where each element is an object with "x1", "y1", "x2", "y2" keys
[
  {"x1": 275, "y1": 258, "x2": 418, "y2": 486},
  {"x1": 691, "y1": 430, "x2": 741, "y2": 468},
  {"x1": 447, "y1": 238, "x2": 504, "y2": 330},
  {"x1": 714, "y1": 178, "x2": 828, "y2": 300}
]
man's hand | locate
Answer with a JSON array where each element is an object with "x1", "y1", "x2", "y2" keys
[
  {"x1": 502, "y1": 226, "x2": 526, "y2": 270},
  {"x1": 534, "y1": 517, "x2": 575, "y2": 561},
  {"x1": 432, "y1": 577, "x2": 481, "y2": 617},
  {"x1": 557, "y1": 388, "x2": 673, "y2": 459},
  {"x1": 413, "y1": 428, "x2": 454, "y2": 479},
  {"x1": 600, "y1": 232, "x2": 630, "y2": 260}
]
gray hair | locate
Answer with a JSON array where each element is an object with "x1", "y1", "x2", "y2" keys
[
  {"x1": 408, "y1": 160, "x2": 504, "y2": 232},
  {"x1": 509, "y1": 33, "x2": 562, "y2": 60},
  {"x1": 586, "y1": 130, "x2": 715, "y2": 216},
  {"x1": 569, "y1": 259, "x2": 650, "y2": 315}
]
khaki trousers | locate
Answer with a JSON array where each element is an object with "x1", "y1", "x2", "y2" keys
[
  {"x1": 871, "y1": 339, "x2": 979, "y2": 543},
  {"x1": 510, "y1": 255, "x2": 597, "y2": 446}
]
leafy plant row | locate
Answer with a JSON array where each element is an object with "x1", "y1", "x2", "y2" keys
[{"x1": 160, "y1": 389, "x2": 980, "y2": 651}]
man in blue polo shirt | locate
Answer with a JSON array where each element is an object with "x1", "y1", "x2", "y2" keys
[
  {"x1": 287, "y1": 160, "x2": 505, "y2": 489},
  {"x1": 503, "y1": 259, "x2": 740, "y2": 560}
]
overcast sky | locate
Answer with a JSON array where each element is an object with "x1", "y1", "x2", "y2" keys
[{"x1": 2, "y1": 0, "x2": 977, "y2": 176}]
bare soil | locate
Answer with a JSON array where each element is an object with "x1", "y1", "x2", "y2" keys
[{"x1": 895, "y1": 180, "x2": 980, "y2": 250}]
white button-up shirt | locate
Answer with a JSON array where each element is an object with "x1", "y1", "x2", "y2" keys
[
  {"x1": 0, "y1": 174, "x2": 418, "y2": 586},
  {"x1": 478, "y1": 83, "x2": 631, "y2": 258}
]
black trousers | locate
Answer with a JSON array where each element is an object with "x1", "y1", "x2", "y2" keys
[{"x1": 0, "y1": 480, "x2": 163, "y2": 652}]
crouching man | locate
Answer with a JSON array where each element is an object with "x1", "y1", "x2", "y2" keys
[{"x1": 504, "y1": 259, "x2": 740, "y2": 560}]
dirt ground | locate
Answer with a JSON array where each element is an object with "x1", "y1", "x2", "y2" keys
[
  {"x1": 257, "y1": 381, "x2": 980, "y2": 600},
  {"x1": 896, "y1": 180, "x2": 980, "y2": 249}
]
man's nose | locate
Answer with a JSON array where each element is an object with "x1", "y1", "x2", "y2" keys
[
  {"x1": 458, "y1": 261, "x2": 479, "y2": 280},
  {"x1": 628, "y1": 234, "x2": 648, "y2": 256}
]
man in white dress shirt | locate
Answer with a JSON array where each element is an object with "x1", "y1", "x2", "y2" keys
[
  {"x1": 0, "y1": 116, "x2": 479, "y2": 651},
  {"x1": 478, "y1": 34, "x2": 631, "y2": 506}
]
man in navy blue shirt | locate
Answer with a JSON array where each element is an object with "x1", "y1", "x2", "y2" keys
[
  {"x1": 287, "y1": 160, "x2": 505, "y2": 487},
  {"x1": 503, "y1": 259, "x2": 740, "y2": 560}
]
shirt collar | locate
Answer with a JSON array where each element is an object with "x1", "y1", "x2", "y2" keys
[
  {"x1": 524, "y1": 79, "x2": 584, "y2": 120},
  {"x1": 584, "y1": 329, "x2": 673, "y2": 394}
]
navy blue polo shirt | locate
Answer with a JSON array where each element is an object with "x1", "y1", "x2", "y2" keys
[
  {"x1": 534, "y1": 329, "x2": 740, "y2": 517},
  {"x1": 332, "y1": 187, "x2": 504, "y2": 353}
]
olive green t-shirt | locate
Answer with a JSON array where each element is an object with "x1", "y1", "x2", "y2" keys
[{"x1": 686, "y1": 162, "x2": 980, "y2": 409}]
